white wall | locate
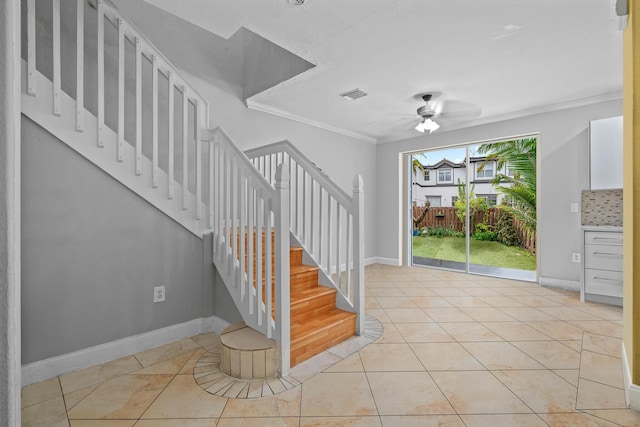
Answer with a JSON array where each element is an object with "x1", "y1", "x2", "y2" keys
[{"x1": 376, "y1": 100, "x2": 622, "y2": 284}]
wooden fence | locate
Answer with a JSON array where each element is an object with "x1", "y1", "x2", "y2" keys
[{"x1": 412, "y1": 205, "x2": 536, "y2": 254}]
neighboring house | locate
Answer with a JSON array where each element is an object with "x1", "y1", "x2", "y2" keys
[{"x1": 412, "y1": 157, "x2": 511, "y2": 207}]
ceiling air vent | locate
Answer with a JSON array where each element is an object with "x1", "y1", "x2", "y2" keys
[{"x1": 340, "y1": 88, "x2": 368, "y2": 101}]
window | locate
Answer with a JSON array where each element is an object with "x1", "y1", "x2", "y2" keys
[
  {"x1": 476, "y1": 162, "x2": 494, "y2": 179},
  {"x1": 478, "y1": 194, "x2": 498, "y2": 206},
  {"x1": 425, "y1": 196, "x2": 441, "y2": 207},
  {"x1": 451, "y1": 196, "x2": 458, "y2": 206},
  {"x1": 423, "y1": 170, "x2": 430, "y2": 181},
  {"x1": 506, "y1": 163, "x2": 517, "y2": 177},
  {"x1": 438, "y1": 168, "x2": 452, "y2": 183}
]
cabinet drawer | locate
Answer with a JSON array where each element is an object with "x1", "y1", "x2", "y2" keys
[
  {"x1": 584, "y1": 231, "x2": 623, "y2": 246},
  {"x1": 584, "y1": 244, "x2": 623, "y2": 271},
  {"x1": 584, "y1": 269, "x2": 623, "y2": 298}
]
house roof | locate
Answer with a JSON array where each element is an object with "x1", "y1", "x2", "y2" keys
[{"x1": 116, "y1": 0, "x2": 622, "y2": 144}]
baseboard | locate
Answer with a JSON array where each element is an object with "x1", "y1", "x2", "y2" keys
[
  {"x1": 539, "y1": 276, "x2": 580, "y2": 292},
  {"x1": 622, "y1": 341, "x2": 640, "y2": 410},
  {"x1": 364, "y1": 257, "x2": 378, "y2": 266},
  {"x1": 21, "y1": 315, "x2": 227, "y2": 386},
  {"x1": 372, "y1": 257, "x2": 401, "y2": 266}
]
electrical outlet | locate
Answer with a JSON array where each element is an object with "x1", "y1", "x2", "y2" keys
[
  {"x1": 571, "y1": 203, "x2": 579, "y2": 213},
  {"x1": 153, "y1": 286, "x2": 165, "y2": 303},
  {"x1": 572, "y1": 253, "x2": 581, "y2": 263}
]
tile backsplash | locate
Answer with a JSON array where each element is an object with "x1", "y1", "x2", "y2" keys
[{"x1": 581, "y1": 189, "x2": 623, "y2": 226}]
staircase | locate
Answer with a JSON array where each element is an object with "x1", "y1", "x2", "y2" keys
[{"x1": 21, "y1": 0, "x2": 364, "y2": 378}]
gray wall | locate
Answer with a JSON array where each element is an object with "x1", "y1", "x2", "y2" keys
[
  {"x1": 376, "y1": 99, "x2": 622, "y2": 284},
  {"x1": 21, "y1": 117, "x2": 212, "y2": 364}
]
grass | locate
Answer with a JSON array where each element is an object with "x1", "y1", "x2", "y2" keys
[{"x1": 412, "y1": 236, "x2": 536, "y2": 271}]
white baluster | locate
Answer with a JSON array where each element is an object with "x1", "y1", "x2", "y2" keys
[
  {"x1": 256, "y1": 191, "x2": 263, "y2": 326},
  {"x1": 27, "y1": 0, "x2": 36, "y2": 96},
  {"x1": 336, "y1": 204, "x2": 341, "y2": 289},
  {"x1": 239, "y1": 170, "x2": 246, "y2": 301},
  {"x1": 117, "y1": 19, "x2": 125, "y2": 161},
  {"x1": 135, "y1": 38, "x2": 142, "y2": 175},
  {"x1": 352, "y1": 175, "x2": 365, "y2": 335},
  {"x1": 265, "y1": 198, "x2": 273, "y2": 338},
  {"x1": 76, "y1": 0, "x2": 84, "y2": 131},
  {"x1": 52, "y1": 0, "x2": 61, "y2": 116},
  {"x1": 247, "y1": 178, "x2": 255, "y2": 315},
  {"x1": 97, "y1": 0, "x2": 104, "y2": 147},
  {"x1": 195, "y1": 100, "x2": 202, "y2": 219},
  {"x1": 346, "y1": 213, "x2": 352, "y2": 299},
  {"x1": 208, "y1": 140, "x2": 214, "y2": 229},
  {"x1": 302, "y1": 170, "x2": 307, "y2": 245},
  {"x1": 152, "y1": 55, "x2": 159, "y2": 188},
  {"x1": 327, "y1": 196, "x2": 332, "y2": 275},
  {"x1": 167, "y1": 72, "x2": 174, "y2": 198},
  {"x1": 181, "y1": 86, "x2": 188, "y2": 209},
  {"x1": 310, "y1": 178, "x2": 315, "y2": 254},
  {"x1": 318, "y1": 188, "x2": 323, "y2": 267},
  {"x1": 274, "y1": 163, "x2": 291, "y2": 376}
]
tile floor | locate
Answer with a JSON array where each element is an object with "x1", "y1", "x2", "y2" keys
[{"x1": 22, "y1": 264, "x2": 640, "y2": 426}]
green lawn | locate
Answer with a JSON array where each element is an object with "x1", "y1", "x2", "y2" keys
[{"x1": 412, "y1": 236, "x2": 536, "y2": 271}]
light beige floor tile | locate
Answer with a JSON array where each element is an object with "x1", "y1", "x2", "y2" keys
[
  {"x1": 459, "y1": 307, "x2": 516, "y2": 322},
  {"x1": 569, "y1": 321, "x2": 624, "y2": 339},
  {"x1": 528, "y1": 321, "x2": 585, "y2": 341},
  {"x1": 538, "y1": 307, "x2": 601, "y2": 321},
  {"x1": 367, "y1": 309, "x2": 392, "y2": 323},
  {"x1": 460, "y1": 414, "x2": 547, "y2": 427},
  {"x1": 512, "y1": 341, "x2": 581, "y2": 369},
  {"x1": 301, "y1": 417, "x2": 382, "y2": 426},
  {"x1": 576, "y1": 379, "x2": 627, "y2": 410},
  {"x1": 142, "y1": 374, "x2": 227, "y2": 418},
  {"x1": 514, "y1": 296, "x2": 561, "y2": 307},
  {"x1": 462, "y1": 342, "x2": 545, "y2": 370},
  {"x1": 553, "y1": 369, "x2": 580, "y2": 387},
  {"x1": 422, "y1": 308, "x2": 474, "y2": 322},
  {"x1": 368, "y1": 371, "x2": 455, "y2": 415},
  {"x1": 539, "y1": 412, "x2": 619, "y2": 426},
  {"x1": 430, "y1": 370, "x2": 531, "y2": 414},
  {"x1": 379, "y1": 415, "x2": 464, "y2": 427},
  {"x1": 22, "y1": 396, "x2": 69, "y2": 427},
  {"x1": 69, "y1": 421, "x2": 136, "y2": 427},
  {"x1": 579, "y1": 351, "x2": 624, "y2": 389},
  {"x1": 67, "y1": 374, "x2": 173, "y2": 420},
  {"x1": 366, "y1": 298, "x2": 381, "y2": 309},
  {"x1": 409, "y1": 296, "x2": 454, "y2": 308},
  {"x1": 384, "y1": 308, "x2": 432, "y2": 323},
  {"x1": 325, "y1": 352, "x2": 364, "y2": 372},
  {"x1": 582, "y1": 333, "x2": 622, "y2": 358},
  {"x1": 395, "y1": 322, "x2": 454, "y2": 343},
  {"x1": 401, "y1": 288, "x2": 436, "y2": 297},
  {"x1": 431, "y1": 288, "x2": 471, "y2": 297},
  {"x1": 133, "y1": 351, "x2": 195, "y2": 375},
  {"x1": 300, "y1": 373, "x2": 377, "y2": 416},
  {"x1": 483, "y1": 321, "x2": 553, "y2": 341},
  {"x1": 375, "y1": 324, "x2": 406, "y2": 343},
  {"x1": 22, "y1": 377, "x2": 62, "y2": 408},
  {"x1": 498, "y1": 307, "x2": 556, "y2": 321},
  {"x1": 359, "y1": 343, "x2": 424, "y2": 371},
  {"x1": 561, "y1": 340, "x2": 583, "y2": 352},
  {"x1": 134, "y1": 338, "x2": 201, "y2": 367},
  {"x1": 63, "y1": 383, "x2": 100, "y2": 411},
  {"x1": 289, "y1": 351, "x2": 342, "y2": 383},
  {"x1": 59, "y1": 356, "x2": 142, "y2": 394},
  {"x1": 442, "y1": 296, "x2": 490, "y2": 308},
  {"x1": 217, "y1": 418, "x2": 298, "y2": 427},
  {"x1": 460, "y1": 287, "x2": 502, "y2": 297},
  {"x1": 370, "y1": 287, "x2": 406, "y2": 297},
  {"x1": 221, "y1": 386, "x2": 300, "y2": 417},
  {"x1": 583, "y1": 408, "x2": 640, "y2": 426},
  {"x1": 191, "y1": 332, "x2": 221, "y2": 349},
  {"x1": 493, "y1": 370, "x2": 577, "y2": 413},
  {"x1": 574, "y1": 306, "x2": 623, "y2": 321},
  {"x1": 477, "y1": 296, "x2": 527, "y2": 307},
  {"x1": 438, "y1": 322, "x2": 503, "y2": 342},
  {"x1": 410, "y1": 342, "x2": 484, "y2": 371},
  {"x1": 178, "y1": 348, "x2": 209, "y2": 374}
]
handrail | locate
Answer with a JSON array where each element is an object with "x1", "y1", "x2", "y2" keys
[{"x1": 245, "y1": 140, "x2": 365, "y2": 335}]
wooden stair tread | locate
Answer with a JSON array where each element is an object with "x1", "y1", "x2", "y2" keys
[
  {"x1": 290, "y1": 309, "x2": 356, "y2": 341},
  {"x1": 291, "y1": 286, "x2": 336, "y2": 304},
  {"x1": 290, "y1": 264, "x2": 319, "y2": 274}
]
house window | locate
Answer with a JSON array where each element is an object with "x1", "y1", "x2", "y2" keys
[
  {"x1": 478, "y1": 194, "x2": 497, "y2": 206},
  {"x1": 425, "y1": 196, "x2": 441, "y2": 207},
  {"x1": 423, "y1": 170, "x2": 430, "y2": 181},
  {"x1": 476, "y1": 162, "x2": 494, "y2": 179},
  {"x1": 506, "y1": 163, "x2": 516, "y2": 177},
  {"x1": 451, "y1": 196, "x2": 458, "y2": 206},
  {"x1": 438, "y1": 168, "x2": 452, "y2": 183}
]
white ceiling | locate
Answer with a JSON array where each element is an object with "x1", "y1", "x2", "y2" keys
[{"x1": 142, "y1": 0, "x2": 623, "y2": 143}]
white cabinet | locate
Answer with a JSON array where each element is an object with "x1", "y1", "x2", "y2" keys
[
  {"x1": 589, "y1": 116, "x2": 623, "y2": 190},
  {"x1": 581, "y1": 227, "x2": 623, "y2": 306}
]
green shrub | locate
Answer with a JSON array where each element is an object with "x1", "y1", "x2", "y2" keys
[
  {"x1": 495, "y1": 209, "x2": 519, "y2": 246},
  {"x1": 472, "y1": 223, "x2": 497, "y2": 241},
  {"x1": 423, "y1": 226, "x2": 464, "y2": 238}
]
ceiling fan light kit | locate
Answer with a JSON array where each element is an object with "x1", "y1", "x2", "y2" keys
[{"x1": 415, "y1": 93, "x2": 440, "y2": 133}]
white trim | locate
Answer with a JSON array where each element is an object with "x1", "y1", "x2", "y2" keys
[
  {"x1": 372, "y1": 257, "x2": 401, "y2": 266},
  {"x1": 364, "y1": 257, "x2": 378, "y2": 266},
  {"x1": 622, "y1": 341, "x2": 640, "y2": 410},
  {"x1": 246, "y1": 99, "x2": 377, "y2": 144},
  {"x1": 539, "y1": 276, "x2": 580, "y2": 292},
  {"x1": 21, "y1": 315, "x2": 229, "y2": 386}
]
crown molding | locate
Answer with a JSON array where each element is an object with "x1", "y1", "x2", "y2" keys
[{"x1": 246, "y1": 99, "x2": 378, "y2": 144}]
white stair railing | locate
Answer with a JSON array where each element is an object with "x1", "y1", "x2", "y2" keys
[
  {"x1": 206, "y1": 128, "x2": 291, "y2": 376},
  {"x1": 23, "y1": 0, "x2": 211, "y2": 237},
  {"x1": 245, "y1": 141, "x2": 365, "y2": 334}
]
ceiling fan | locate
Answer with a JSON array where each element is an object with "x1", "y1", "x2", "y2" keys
[
  {"x1": 413, "y1": 93, "x2": 482, "y2": 134},
  {"x1": 415, "y1": 94, "x2": 440, "y2": 133}
]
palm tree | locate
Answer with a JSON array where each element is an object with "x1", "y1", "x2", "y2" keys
[{"x1": 477, "y1": 138, "x2": 536, "y2": 232}]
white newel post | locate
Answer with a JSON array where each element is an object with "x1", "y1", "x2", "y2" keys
[
  {"x1": 352, "y1": 175, "x2": 365, "y2": 335},
  {"x1": 274, "y1": 164, "x2": 291, "y2": 376}
]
